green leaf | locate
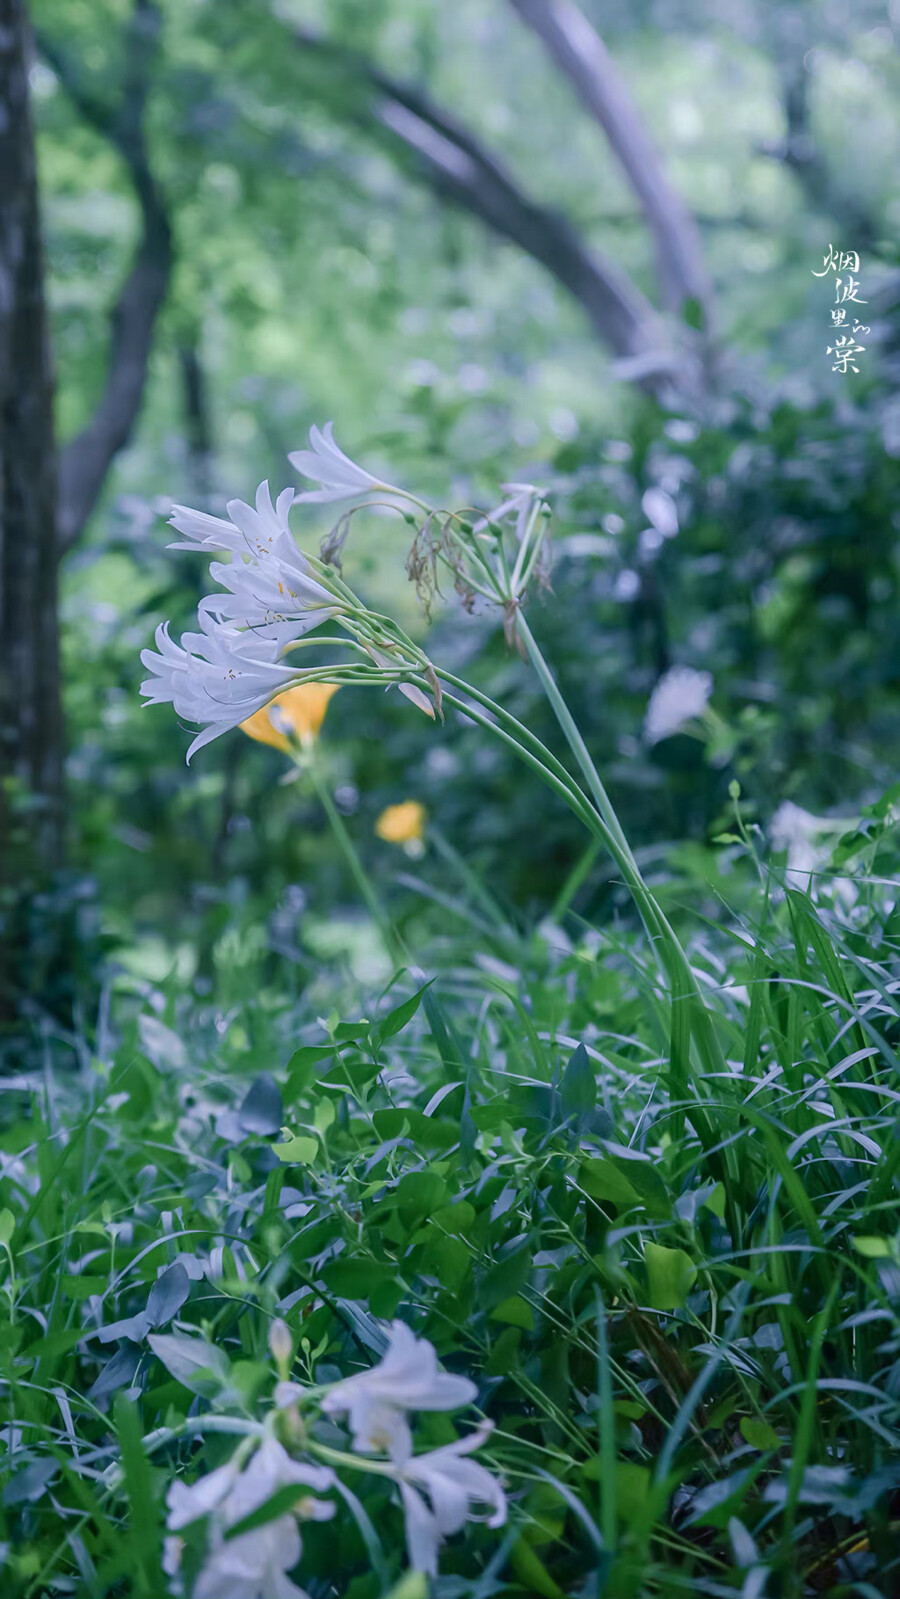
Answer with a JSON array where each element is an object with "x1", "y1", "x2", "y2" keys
[
  {"x1": 740, "y1": 1417, "x2": 781, "y2": 1452},
  {"x1": 273, "y1": 1134, "x2": 319, "y2": 1165},
  {"x1": 147, "y1": 1333, "x2": 229, "y2": 1396},
  {"x1": 114, "y1": 1394, "x2": 160, "y2": 1588},
  {"x1": 560, "y1": 1041, "x2": 595, "y2": 1118},
  {"x1": 372, "y1": 982, "x2": 432, "y2": 1043},
  {"x1": 285, "y1": 1048, "x2": 333, "y2": 1098},
  {"x1": 481, "y1": 1243, "x2": 532, "y2": 1310},
  {"x1": 393, "y1": 1170, "x2": 448, "y2": 1214},
  {"x1": 580, "y1": 1159, "x2": 641, "y2": 1209},
  {"x1": 510, "y1": 1538, "x2": 565, "y2": 1599},
  {"x1": 852, "y1": 1235, "x2": 891, "y2": 1258},
  {"x1": 62, "y1": 1274, "x2": 108, "y2": 1302},
  {"x1": 489, "y1": 1294, "x2": 534, "y2": 1330},
  {"x1": 644, "y1": 1242, "x2": 697, "y2": 1310},
  {"x1": 321, "y1": 1258, "x2": 398, "y2": 1300},
  {"x1": 383, "y1": 1574, "x2": 428, "y2": 1599},
  {"x1": 0, "y1": 1208, "x2": 15, "y2": 1246}
]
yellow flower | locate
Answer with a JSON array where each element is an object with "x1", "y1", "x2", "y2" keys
[
  {"x1": 375, "y1": 800, "x2": 426, "y2": 846},
  {"x1": 240, "y1": 683, "x2": 340, "y2": 753}
]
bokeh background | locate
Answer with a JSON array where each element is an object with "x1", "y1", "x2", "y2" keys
[{"x1": 4, "y1": 0, "x2": 899, "y2": 1041}]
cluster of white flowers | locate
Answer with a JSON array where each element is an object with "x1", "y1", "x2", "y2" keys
[
  {"x1": 164, "y1": 1435, "x2": 336, "y2": 1599},
  {"x1": 163, "y1": 1321, "x2": 506, "y2": 1596},
  {"x1": 141, "y1": 433, "x2": 439, "y2": 761},
  {"x1": 644, "y1": 664, "x2": 713, "y2": 744}
]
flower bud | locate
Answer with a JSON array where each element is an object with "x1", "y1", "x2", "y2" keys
[{"x1": 268, "y1": 1318, "x2": 293, "y2": 1376}]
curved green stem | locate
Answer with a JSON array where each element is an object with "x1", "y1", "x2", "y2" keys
[{"x1": 513, "y1": 612, "x2": 728, "y2": 1151}]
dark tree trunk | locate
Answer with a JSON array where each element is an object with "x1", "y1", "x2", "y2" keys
[{"x1": 0, "y1": 1, "x2": 63, "y2": 880}]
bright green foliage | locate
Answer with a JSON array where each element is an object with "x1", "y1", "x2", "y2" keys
[{"x1": 2, "y1": 814, "x2": 899, "y2": 1594}]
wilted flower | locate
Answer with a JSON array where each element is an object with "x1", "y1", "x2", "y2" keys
[
  {"x1": 392, "y1": 1423, "x2": 507, "y2": 1576},
  {"x1": 289, "y1": 422, "x2": 410, "y2": 507},
  {"x1": 164, "y1": 1434, "x2": 335, "y2": 1599},
  {"x1": 322, "y1": 1320, "x2": 477, "y2": 1461},
  {"x1": 241, "y1": 684, "x2": 340, "y2": 754},
  {"x1": 364, "y1": 644, "x2": 437, "y2": 719},
  {"x1": 375, "y1": 801, "x2": 426, "y2": 849},
  {"x1": 644, "y1": 665, "x2": 712, "y2": 744}
]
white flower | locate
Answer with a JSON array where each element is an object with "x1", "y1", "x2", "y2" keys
[
  {"x1": 393, "y1": 1423, "x2": 507, "y2": 1577},
  {"x1": 322, "y1": 1321, "x2": 477, "y2": 1460},
  {"x1": 641, "y1": 487, "x2": 679, "y2": 539},
  {"x1": 644, "y1": 665, "x2": 712, "y2": 744},
  {"x1": 201, "y1": 541, "x2": 339, "y2": 647},
  {"x1": 173, "y1": 482, "x2": 341, "y2": 647},
  {"x1": 770, "y1": 801, "x2": 828, "y2": 892},
  {"x1": 140, "y1": 612, "x2": 300, "y2": 762},
  {"x1": 168, "y1": 504, "x2": 250, "y2": 558},
  {"x1": 289, "y1": 422, "x2": 407, "y2": 506},
  {"x1": 165, "y1": 1434, "x2": 335, "y2": 1599}
]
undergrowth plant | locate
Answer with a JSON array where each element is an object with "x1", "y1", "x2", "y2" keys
[{"x1": 1, "y1": 428, "x2": 899, "y2": 1598}]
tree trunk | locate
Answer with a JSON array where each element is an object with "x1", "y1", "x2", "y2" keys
[{"x1": 0, "y1": 1, "x2": 63, "y2": 881}]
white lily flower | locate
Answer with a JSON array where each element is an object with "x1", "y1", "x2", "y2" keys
[
  {"x1": 165, "y1": 1434, "x2": 335, "y2": 1599},
  {"x1": 140, "y1": 613, "x2": 300, "y2": 762},
  {"x1": 168, "y1": 484, "x2": 297, "y2": 560},
  {"x1": 201, "y1": 544, "x2": 339, "y2": 647},
  {"x1": 393, "y1": 1422, "x2": 507, "y2": 1576},
  {"x1": 289, "y1": 422, "x2": 408, "y2": 506},
  {"x1": 644, "y1": 665, "x2": 712, "y2": 744},
  {"x1": 322, "y1": 1321, "x2": 477, "y2": 1459},
  {"x1": 168, "y1": 504, "x2": 249, "y2": 557}
]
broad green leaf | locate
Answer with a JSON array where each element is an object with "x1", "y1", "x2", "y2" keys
[
  {"x1": 852, "y1": 1235, "x2": 891, "y2": 1258},
  {"x1": 740, "y1": 1417, "x2": 781, "y2": 1452},
  {"x1": 273, "y1": 1134, "x2": 318, "y2": 1164},
  {"x1": 147, "y1": 1333, "x2": 229, "y2": 1395},
  {"x1": 644, "y1": 1242, "x2": 697, "y2": 1310},
  {"x1": 560, "y1": 1041, "x2": 595, "y2": 1118},
  {"x1": 372, "y1": 982, "x2": 432, "y2": 1043},
  {"x1": 489, "y1": 1294, "x2": 534, "y2": 1330}
]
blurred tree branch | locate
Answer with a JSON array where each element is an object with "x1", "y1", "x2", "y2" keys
[
  {"x1": 509, "y1": 0, "x2": 714, "y2": 329},
  {"x1": 36, "y1": 0, "x2": 173, "y2": 552},
  {"x1": 760, "y1": 55, "x2": 880, "y2": 252},
  {"x1": 284, "y1": 22, "x2": 694, "y2": 396}
]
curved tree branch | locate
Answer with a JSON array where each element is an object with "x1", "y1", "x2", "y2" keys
[
  {"x1": 37, "y1": 0, "x2": 173, "y2": 551},
  {"x1": 509, "y1": 0, "x2": 713, "y2": 328},
  {"x1": 287, "y1": 25, "x2": 688, "y2": 392}
]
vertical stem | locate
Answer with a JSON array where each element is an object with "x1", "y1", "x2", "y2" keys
[
  {"x1": 307, "y1": 757, "x2": 405, "y2": 968},
  {"x1": 514, "y1": 611, "x2": 728, "y2": 1139}
]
